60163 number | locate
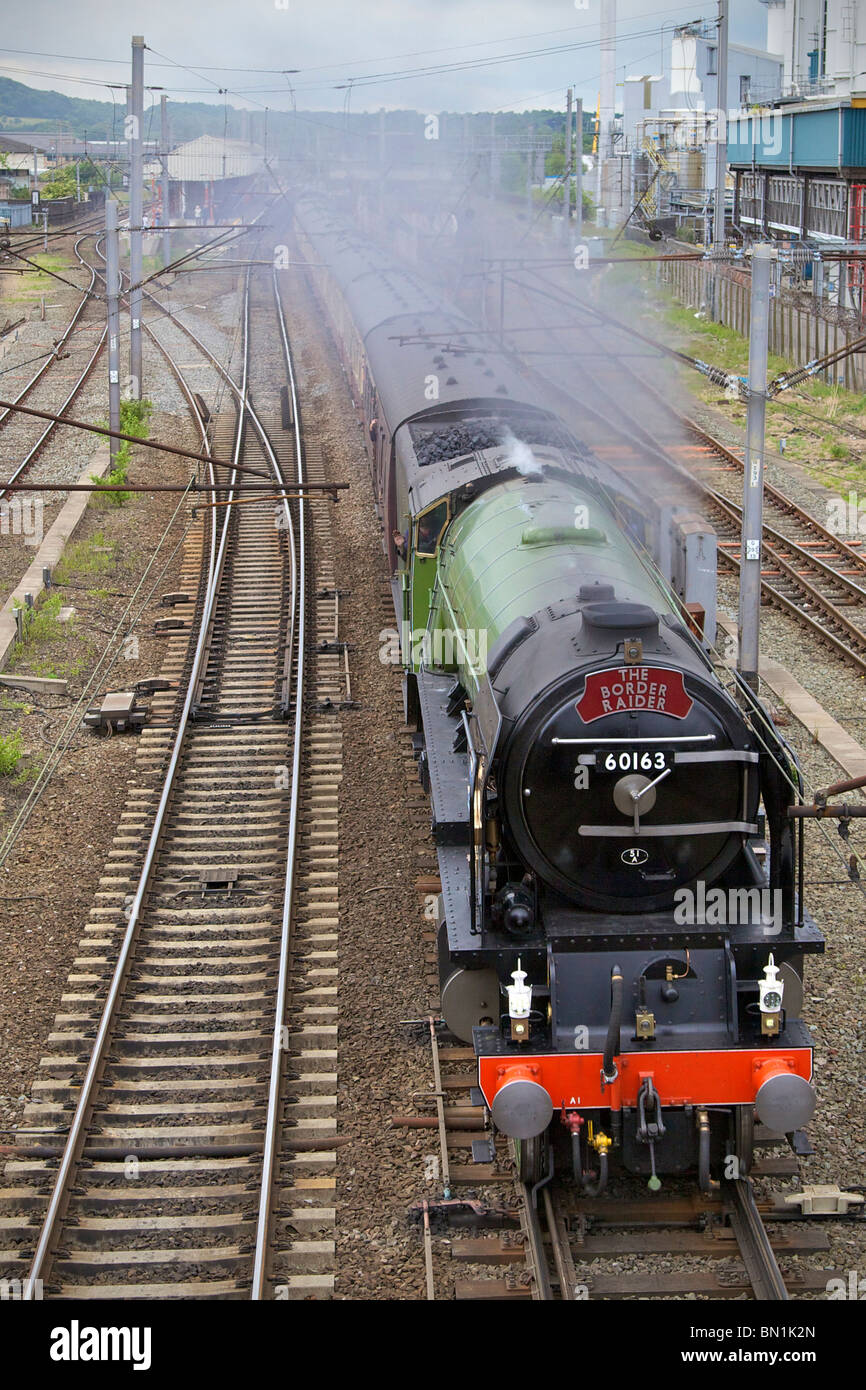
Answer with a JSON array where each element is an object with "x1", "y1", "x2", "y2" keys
[{"x1": 604, "y1": 751, "x2": 668, "y2": 772}]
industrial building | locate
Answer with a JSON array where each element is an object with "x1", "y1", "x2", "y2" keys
[
  {"x1": 597, "y1": 0, "x2": 866, "y2": 318},
  {"x1": 727, "y1": 1, "x2": 866, "y2": 314},
  {"x1": 765, "y1": 0, "x2": 865, "y2": 101},
  {"x1": 602, "y1": 18, "x2": 785, "y2": 233}
]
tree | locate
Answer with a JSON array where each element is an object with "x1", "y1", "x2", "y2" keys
[
  {"x1": 39, "y1": 159, "x2": 100, "y2": 199},
  {"x1": 40, "y1": 164, "x2": 77, "y2": 199},
  {"x1": 546, "y1": 133, "x2": 566, "y2": 178}
]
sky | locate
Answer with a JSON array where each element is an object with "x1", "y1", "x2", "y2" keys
[{"x1": 0, "y1": 0, "x2": 770, "y2": 116}]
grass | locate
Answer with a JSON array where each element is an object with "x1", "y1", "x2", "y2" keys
[
  {"x1": 89, "y1": 398, "x2": 152, "y2": 509},
  {"x1": 0, "y1": 695, "x2": 33, "y2": 714},
  {"x1": 637, "y1": 263, "x2": 866, "y2": 490},
  {"x1": 12, "y1": 591, "x2": 66, "y2": 645},
  {"x1": 52, "y1": 532, "x2": 116, "y2": 584},
  {"x1": 7, "y1": 591, "x2": 76, "y2": 673},
  {"x1": 10, "y1": 758, "x2": 41, "y2": 786},
  {"x1": 0, "y1": 728, "x2": 42, "y2": 786},
  {"x1": 30, "y1": 657, "x2": 83, "y2": 678},
  {"x1": 3, "y1": 251, "x2": 69, "y2": 306},
  {"x1": 0, "y1": 730, "x2": 23, "y2": 777}
]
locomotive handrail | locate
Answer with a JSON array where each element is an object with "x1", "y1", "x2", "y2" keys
[
  {"x1": 462, "y1": 710, "x2": 482, "y2": 937},
  {"x1": 552, "y1": 734, "x2": 717, "y2": 744},
  {"x1": 579, "y1": 820, "x2": 759, "y2": 837}
]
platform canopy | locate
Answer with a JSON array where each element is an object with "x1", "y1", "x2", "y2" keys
[{"x1": 162, "y1": 136, "x2": 265, "y2": 183}]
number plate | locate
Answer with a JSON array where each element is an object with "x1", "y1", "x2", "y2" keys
[{"x1": 602, "y1": 749, "x2": 671, "y2": 774}]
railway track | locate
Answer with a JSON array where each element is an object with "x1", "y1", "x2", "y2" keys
[
  {"x1": 0, "y1": 231, "x2": 107, "y2": 502},
  {"x1": 411, "y1": 1025, "x2": 836, "y2": 1301},
  {"x1": 0, "y1": 260, "x2": 343, "y2": 1299},
  {"x1": 10, "y1": 207, "x2": 108, "y2": 257},
  {"x1": 404, "y1": 860, "x2": 838, "y2": 1303}
]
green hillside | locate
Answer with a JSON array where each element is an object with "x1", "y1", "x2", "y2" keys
[
  {"x1": 0, "y1": 74, "x2": 581, "y2": 160},
  {"x1": 0, "y1": 77, "x2": 256, "y2": 144}
]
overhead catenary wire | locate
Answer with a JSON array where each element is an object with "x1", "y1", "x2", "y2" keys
[{"x1": 0, "y1": 15, "x2": 708, "y2": 79}]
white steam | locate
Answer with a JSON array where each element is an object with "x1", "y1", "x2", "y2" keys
[{"x1": 501, "y1": 429, "x2": 538, "y2": 476}]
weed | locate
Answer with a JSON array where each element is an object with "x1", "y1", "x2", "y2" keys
[
  {"x1": 0, "y1": 695, "x2": 32, "y2": 714},
  {"x1": 53, "y1": 532, "x2": 116, "y2": 584},
  {"x1": 89, "y1": 399, "x2": 152, "y2": 509},
  {"x1": 10, "y1": 592, "x2": 66, "y2": 653},
  {"x1": 90, "y1": 449, "x2": 131, "y2": 509},
  {"x1": 12, "y1": 757, "x2": 41, "y2": 787},
  {"x1": 31, "y1": 658, "x2": 82, "y2": 678},
  {"x1": 22, "y1": 591, "x2": 65, "y2": 643},
  {"x1": 0, "y1": 729, "x2": 23, "y2": 777}
]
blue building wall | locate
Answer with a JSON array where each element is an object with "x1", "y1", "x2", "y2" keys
[
  {"x1": 0, "y1": 202, "x2": 34, "y2": 228},
  {"x1": 728, "y1": 105, "x2": 866, "y2": 171}
]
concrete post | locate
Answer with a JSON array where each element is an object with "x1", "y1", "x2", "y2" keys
[
  {"x1": 105, "y1": 199, "x2": 122, "y2": 466},
  {"x1": 564, "y1": 87, "x2": 573, "y2": 240},
  {"x1": 575, "y1": 98, "x2": 584, "y2": 240},
  {"x1": 129, "y1": 34, "x2": 144, "y2": 401},
  {"x1": 160, "y1": 94, "x2": 171, "y2": 269},
  {"x1": 527, "y1": 123, "x2": 534, "y2": 214}
]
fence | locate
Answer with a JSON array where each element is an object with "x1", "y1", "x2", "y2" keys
[{"x1": 660, "y1": 257, "x2": 866, "y2": 393}]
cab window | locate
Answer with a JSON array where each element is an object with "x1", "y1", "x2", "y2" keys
[{"x1": 414, "y1": 500, "x2": 449, "y2": 556}]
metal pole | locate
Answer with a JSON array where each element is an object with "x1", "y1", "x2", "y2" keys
[
  {"x1": 499, "y1": 268, "x2": 505, "y2": 348},
  {"x1": 378, "y1": 106, "x2": 385, "y2": 219},
  {"x1": 564, "y1": 87, "x2": 573, "y2": 240},
  {"x1": 575, "y1": 98, "x2": 584, "y2": 240},
  {"x1": 527, "y1": 122, "x2": 534, "y2": 214},
  {"x1": 42, "y1": 211, "x2": 48, "y2": 253},
  {"x1": 105, "y1": 199, "x2": 122, "y2": 466},
  {"x1": 599, "y1": 0, "x2": 616, "y2": 227},
  {"x1": 75, "y1": 160, "x2": 80, "y2": 203},
  {"x1": 713, "y1": 0, "x2": 729, "y2": 251},
  {"x1": 711, "y1": 0, "x2": 729, "y2": 320},
  {"x1": 129, "y1": 34, "x2": 144, "y2": 401},
  {"x1": 160, "y1": 94, "x2": 171, "y2": 269},
  {"x1": 737, "y1": 243, "x2": 776, "y2": 689}
]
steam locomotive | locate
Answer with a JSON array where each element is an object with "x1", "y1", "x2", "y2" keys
[{"x1": 294, "y1": 198, "x2": 822, "y2": 1188}]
